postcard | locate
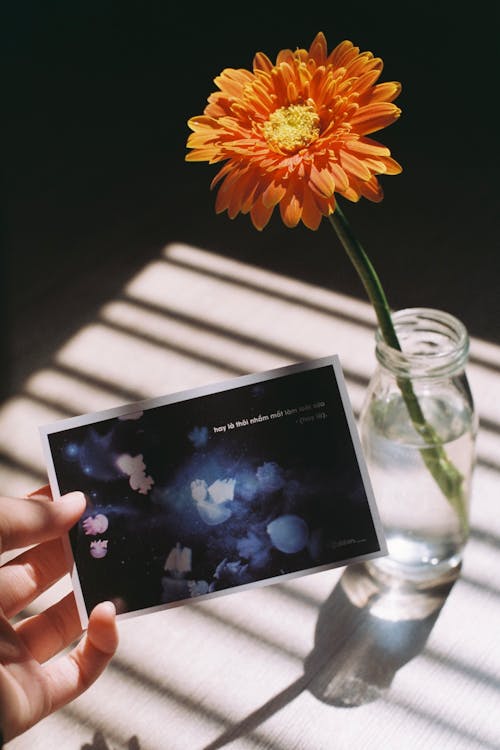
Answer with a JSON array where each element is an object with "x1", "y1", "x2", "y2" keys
[{"x1": 40, "y1": 356, "x2": 386, "y2": 627}]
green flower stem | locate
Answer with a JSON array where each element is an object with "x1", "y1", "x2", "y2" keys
[{"x1": 328, "y1": 203, "x2": 468, "y2": 534}]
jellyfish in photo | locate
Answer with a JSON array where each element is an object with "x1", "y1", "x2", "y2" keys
[
  {"x1": 188, "y1": 580, "x2": 210, "y2": 597},
  {"x1": 164, "y1": 543, "x2": 192, "y2": 577},
  {"x1": 188, "y1": 425, "x2": 209, "y2": 449},
  {"x1": 116, "y1": 453, "x2": 154, "y2": 495},
  {"x1": 161, "y1": 542, "x2": 192, "y2": 603},
  {"x1": 256, "y1": 461, "x2": 286, "y2": 493},
  {"x1": 90, "y1": 540, "x2": 108, "y2": 559},
  {"x1": 191, "y1": 479, "x2": 208, "y2": 504},
  {"x1": 190, "y1": 477, "x2": 235, "y2": 525},
  {"x1": 77, "y1": 429, "x2": 116, "y2": 481},
  {"x1": 267, "y1": 515, "x2": 309, "y2": 554},
  {"x1": 213, "y1": 557, "x2": 249, "y2": 586},
  {"x1": 82, "y1": 513, "x2": 109, "y2": 535},
  {"x1": 118, "y1": 411, "x2": 143, "y2": 421},
  {"x1": 208, "y1": 479, "x2": 236, "y2": 504},
  {"x1": 62, "y1": 441, "x2": 80, "y2": 461},
  {"x1": 237, "y1": 530, "x2": 272, "y2": 570}
]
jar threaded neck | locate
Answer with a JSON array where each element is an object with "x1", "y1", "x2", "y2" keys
[{"x1": 375, "y1": 308, "x2": 469, "y2": 378}]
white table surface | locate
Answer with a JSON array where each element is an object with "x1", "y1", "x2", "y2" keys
[{"x1": 2, "y1": 243, "x2": 499, "y2": 750}]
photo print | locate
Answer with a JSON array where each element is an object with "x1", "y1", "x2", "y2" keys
[{"x1": 40, "y1": 356, "x2": 386, "y2": 627}]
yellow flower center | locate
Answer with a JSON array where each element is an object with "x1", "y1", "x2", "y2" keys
[{"x1": 263, "y1": 103, "x2": 320, "y2": 153}]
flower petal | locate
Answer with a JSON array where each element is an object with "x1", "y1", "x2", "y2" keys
[
  {"x1": 262, "y1": 180, "x2": 287, "y2": 209},
  {"x1": 253, "y1": 52, "x2": 273, "y2": 73},
  {"x1": 185, "y1": 148, "x2": 222, "y2": 163},
  {"x1": 349, "y1": 68, "x2": 382, "y2": 95},
  {"x1": 350, "y1": 102, "x2": 402, "y2": 134},
  {"x1": 302, "y1": 187, "x2": 331, "y2": 230},
  {"x1": 357, "y1": 176, "x2": 384, "y2": 202},
  {"x1": 210, "y1": 162, "x2": 234, "y2": 189},
  {"x1": 328, "y1": 162, "x2": 349, "y2": 192},
  {"x1": 280, "y1": 183, "x2": 303, "y2": 228},
  {"x1": 345, "y1": 53, "x2": 382, "y2": 79},
  {"x1": 214, "y1": 68, "x2": 254, "y2": 99},
  {"x1": 380, "y1": 156, "x2": 402, "y2": 174},
  {"x1": 276, "y1": 48, "x2": 296, "y2": 66},
  {"x1": 339, "y1": 185, "x2": 362, "y2": 202},
  {"x1": 340, "y1": 150, "x2": 372, "y2": 181},
  {"x1": 345, "y1": 138, "x2": 390, "y2": 157},
  {"x1": 370, "y1": 81, "x2": 402, "y2": 103},
  {"x1": 308, "y1": 32, "x2": 328, "y2": 65},
  {"x1": 328, "y1": 40, "x2": 359, "y2": 68},
  {"x1": 309, "y1": 164, "x2": 336, "y2": 197},
  {"x1": 250, "y1": 198, "x2": 275, "y2": 230}
]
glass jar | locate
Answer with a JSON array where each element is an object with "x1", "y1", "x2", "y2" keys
[{"x1": 359, "y1": 308, "x2": 478, "y2": 584}]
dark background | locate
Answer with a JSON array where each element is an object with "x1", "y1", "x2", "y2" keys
[{"x1": 3, "y1": 2, "x2": 499, "y2": 400}]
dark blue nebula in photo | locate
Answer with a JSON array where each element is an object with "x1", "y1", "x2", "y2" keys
[
  {"x1": 47, "y1": 362, "x2": 383, "y2": 618},
  {"x1": 188, "y1": 425, "x2": 209, "y2": 449}
]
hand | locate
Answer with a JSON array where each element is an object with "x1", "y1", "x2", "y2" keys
[{"x1": 0, "y1": 487, "x2": 119, "y2": 743}]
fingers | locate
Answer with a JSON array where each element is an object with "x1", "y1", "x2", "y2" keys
[
  {"x1": 15, "y1": 592, "x2": 82, "y2": 663},
  {"x1": 0, "y1": 491, "x2": 86, "y2": 555},
  {"x1": 42, "y1": 602, "x2": 118, "y2": 713},
  {"x1": 86, "y1": 602, "x2": 119, "y2": 656},
  {"x1": 0, "y1": 538, "x2": 70, "y2": 619}
]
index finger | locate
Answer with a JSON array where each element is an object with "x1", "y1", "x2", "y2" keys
[{"x1": 0, "y1": 491, "x2": 86, "y2": 555}]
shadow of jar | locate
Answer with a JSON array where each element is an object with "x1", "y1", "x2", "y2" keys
[
  {"x1": 202, "y1": 563, "x2": 459, "y2": 749},
  {"x1": 304, "y1": 561, "x2": 459, "y2": 707}
]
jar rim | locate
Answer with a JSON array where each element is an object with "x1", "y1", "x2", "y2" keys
[{"x1": 375, "y1": 307, "x2": 469, "y2": 378}]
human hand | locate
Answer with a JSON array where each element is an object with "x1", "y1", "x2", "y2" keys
[{"x1": 0, "y1": 487, "x2": 119, "y2": 743}]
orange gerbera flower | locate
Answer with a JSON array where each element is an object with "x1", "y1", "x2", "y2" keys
[{"x1": 186, "y1": 31, "x2": 402, "y2": 230}]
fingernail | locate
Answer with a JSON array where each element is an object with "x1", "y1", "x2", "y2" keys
[
  {"x1": 59, "y1": 491, "x2": 86, "y2": 506},
  {"x1": 102, "y1": 601, "x2": 117, "y2": 617}
]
